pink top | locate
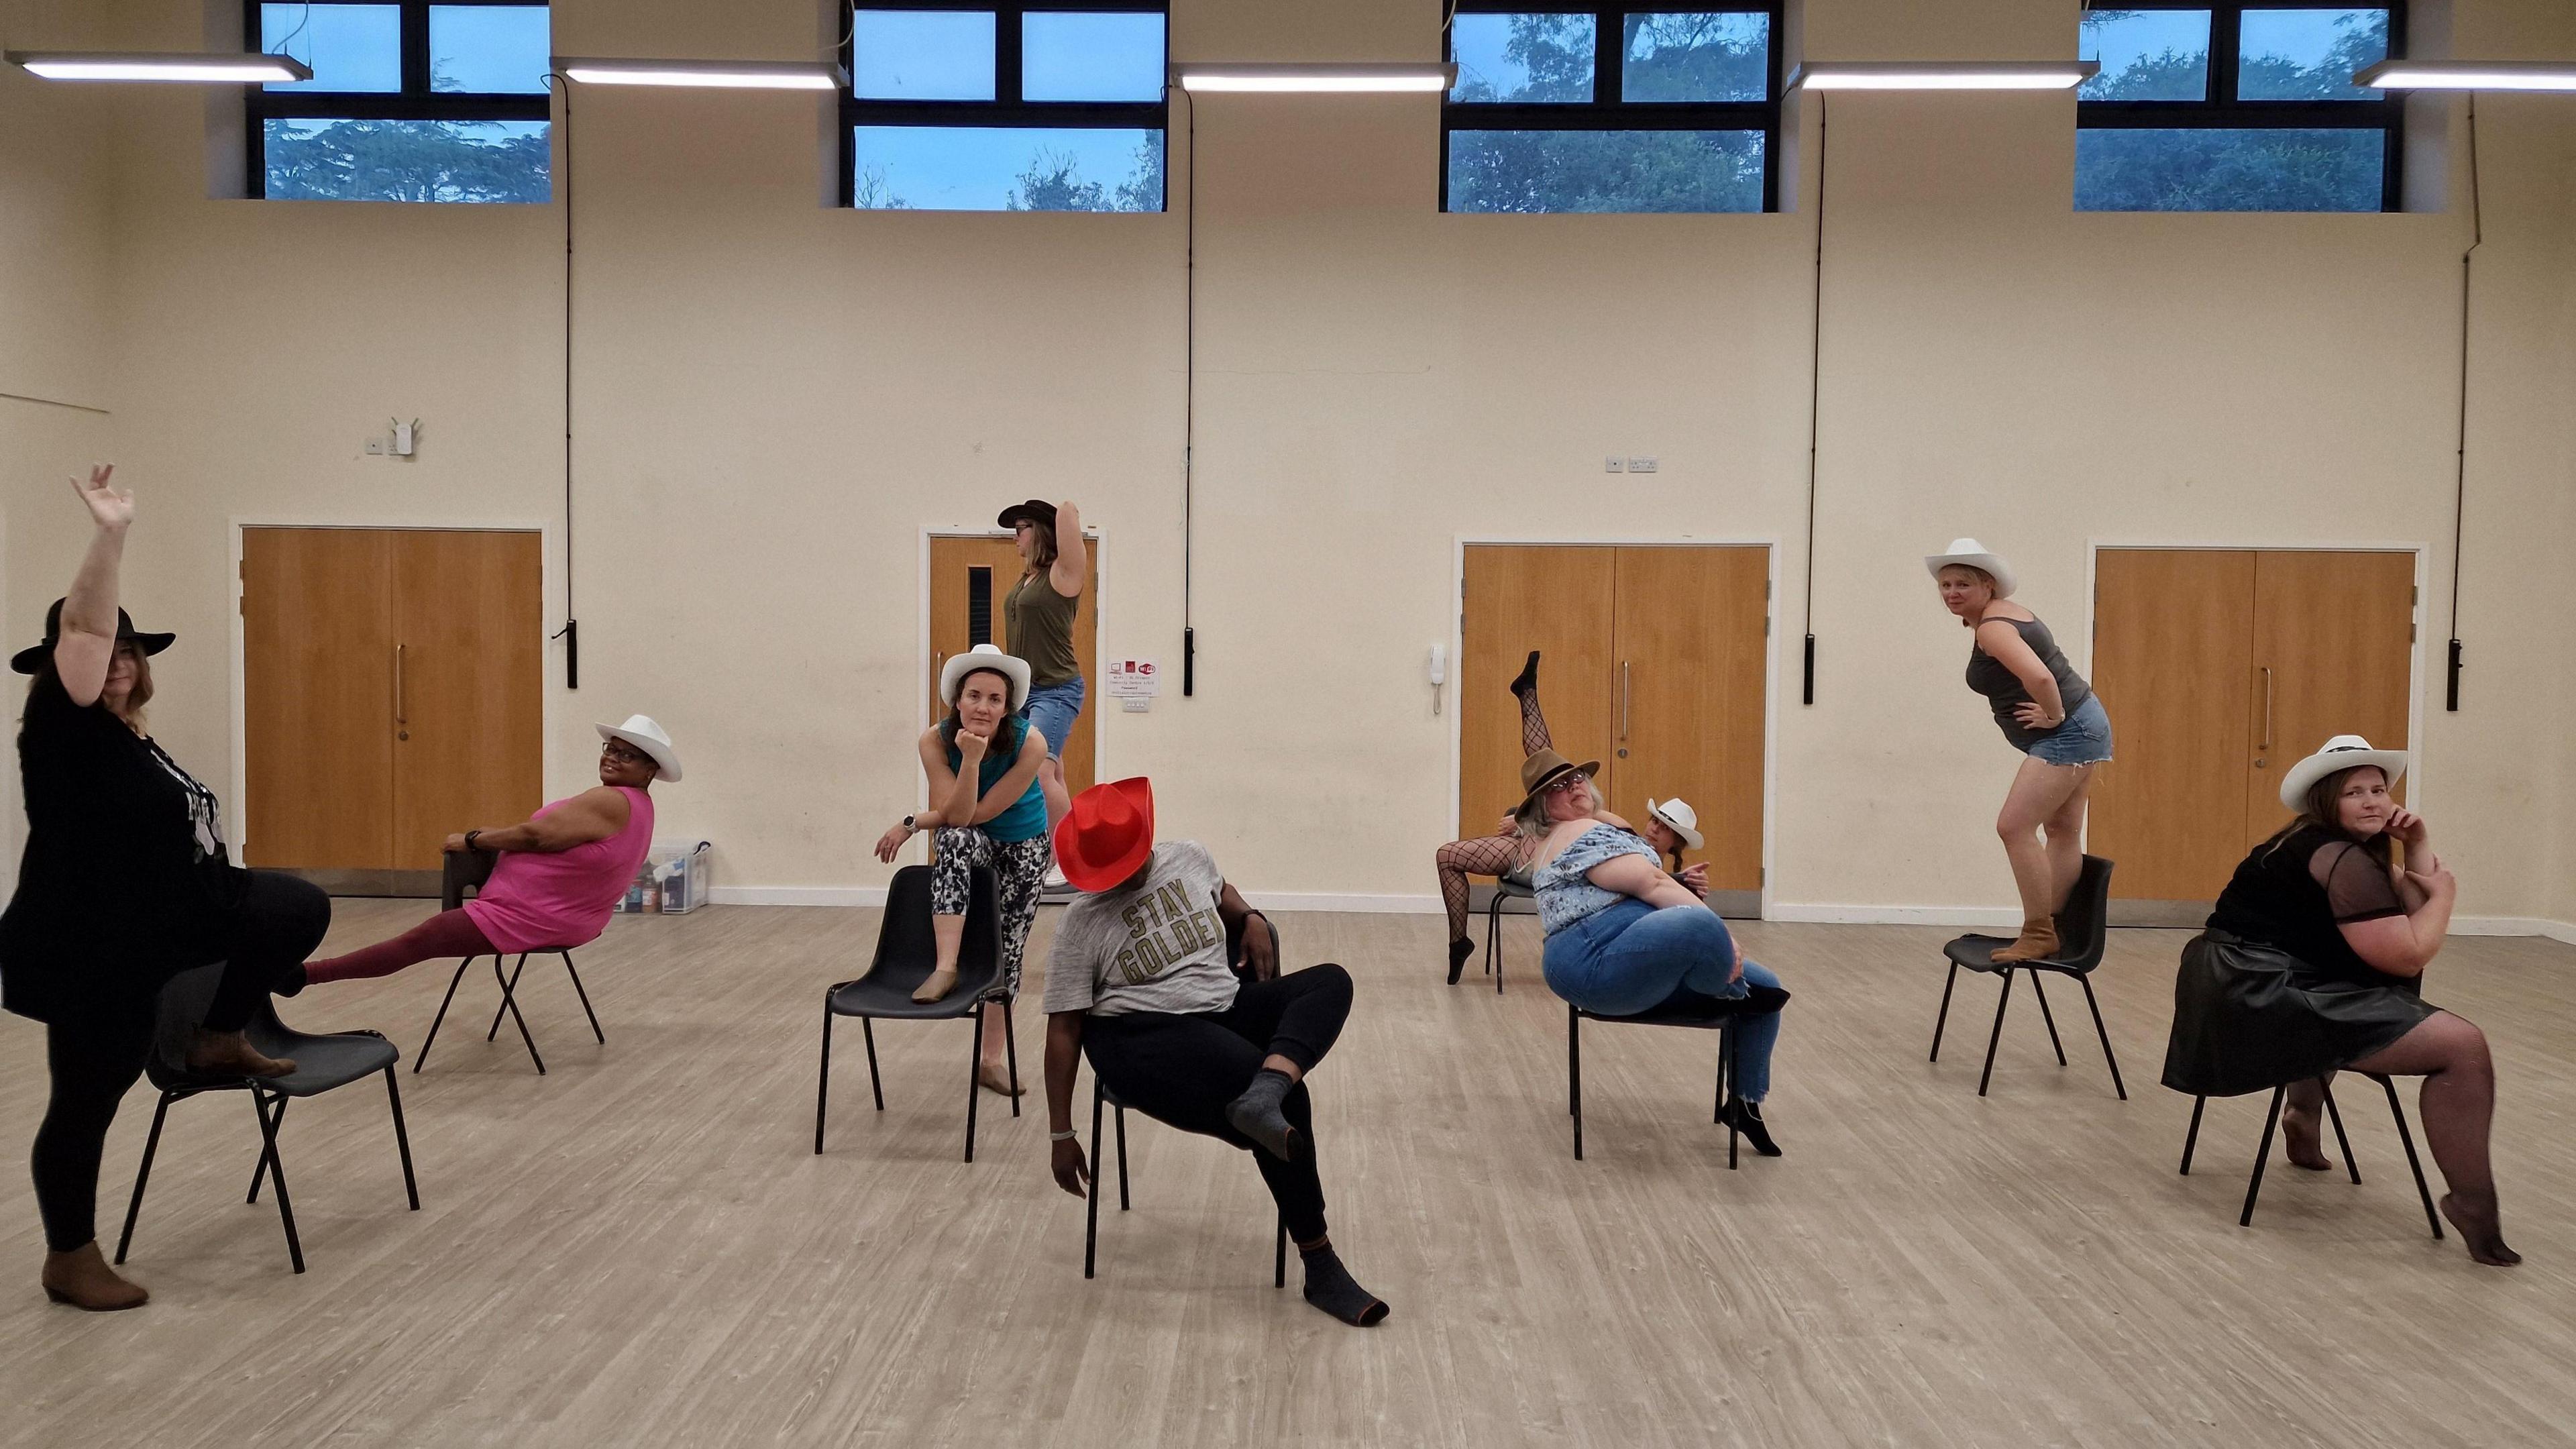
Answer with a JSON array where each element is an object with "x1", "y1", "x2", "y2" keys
[{"x1": 464, "y1": 786, "x2": 655, "y2": 954}]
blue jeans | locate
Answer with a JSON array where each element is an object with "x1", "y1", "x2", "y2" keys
[
  {"x1": 1542, "y1": 898, "x2": 1784, "y2": 1101},
  {"x1": 2024, "y1": 694, "x2": 2113, "y2": 766},
  {"x1": 1019, "y1": 678, "x2": 1085, "y2": 762}
]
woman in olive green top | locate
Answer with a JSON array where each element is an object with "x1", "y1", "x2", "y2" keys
[{"x1": 996, "y1": 498, "x2": 1087, "y2": 829}]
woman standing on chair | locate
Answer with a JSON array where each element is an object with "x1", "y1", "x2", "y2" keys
[
  {"x1": 1929, "y1": 539, "x2": 2113, "y2": 965},
  {"x1": 2162, "y1": 737, "x2": 2515, "y2": 1266},
  {"x1": 1434, "y1": 651, "x2": 1574, "y2": 983},
  {"x1": 997, "y1": 498, "x2": 1086, "y2": 831},
  {"x1": 1521, "y1": 751, "x2": 1788, "y2": 1155},
  {"x1": 3, "y1": 468, "x2": 330, "y2": 1311},
  {"x1": 300, "y1": 715, "x2": 678, "y2": 986},
  {"x1": 874, "y1": 644, "x2": 1048, "y2": 1095}
]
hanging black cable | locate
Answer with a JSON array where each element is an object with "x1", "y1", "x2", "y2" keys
[
  {"x1": 545, "y1": 73, "x2": 579, "y2": 688},
  {"x1": 1799, "y1": 93, "x2": 1827, "y2": 706},
  {"x1": 2445, "y1": 94, "x2": 2482, "y2": 712},
  {"x1": 1178, "y1": 82, "x2": 1197, "y2": 697}
]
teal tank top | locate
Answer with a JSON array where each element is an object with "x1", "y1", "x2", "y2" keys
[{"x1": 947, "y1": 716, "x2": 1047, "y2": 843}]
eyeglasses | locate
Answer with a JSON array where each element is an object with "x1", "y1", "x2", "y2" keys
[
  {"x1": 1546, "y1": 773, "x2": 1592, "y2": 794},
  {"x1": 601, "y1": 741, "x2": 650, "y2": 765}
]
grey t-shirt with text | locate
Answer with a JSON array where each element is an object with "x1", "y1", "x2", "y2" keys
[{"x1": 1042, "y1": 840, "x2": 1240, "y2": 1018}]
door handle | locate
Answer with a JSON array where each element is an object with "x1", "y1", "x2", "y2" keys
[
  {"x1": 1620, "y1": 661, "x2": 1631, "y2": 743},
  {"x1": 2256, "y1": 665, "x2": 2273, "y2": 765},
  {"x1": 395, "y1": 644, "x2": 408, "y2": 728}
]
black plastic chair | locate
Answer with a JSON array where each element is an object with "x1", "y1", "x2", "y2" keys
[
  {"x1": 1568, "y1": 983, "x2": 1787, "y2": 1165},
  {"x1": 115, "y1": 963, "x2": 419, "y2": 1275},
  {"x1": 2181, "y1": 1073, "x2": 2443, "y2": 1238},
  {"x1": 1084, "y1": 910, "x2": 1287, "y2": 1284},
  {"x1": 814, "y1": 863, "x2": 1016, "y2": 1163},
  {"x1": 1481, "y1": 873, "x2": 1532, "y2": 996},
  {"x1": 1931, "y1": 855, "x2": 2126, "y2": 1099},
  {"x1": 415, "y1": 849, "x2": 605, "y2": 1076}
]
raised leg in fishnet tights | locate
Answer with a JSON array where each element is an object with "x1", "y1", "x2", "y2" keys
[{"x1": 1436, "y1": 677, "x2": 1553, "y2": 945}]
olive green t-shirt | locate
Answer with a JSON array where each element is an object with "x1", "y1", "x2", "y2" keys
[{"x1": 1004, "y1": 569, "x2": 1081, "y2": 688}]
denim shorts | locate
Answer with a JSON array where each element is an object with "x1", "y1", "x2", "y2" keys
[
  {"x1": 1019, "y1": 678, "x2": 1085, "y2": 762},
  {"x1": 2025, "y1": 694, "x2": 2114, "y2": 766}
]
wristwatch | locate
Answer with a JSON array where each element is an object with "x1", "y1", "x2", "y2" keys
[
  {"x1": 464, "y1": 830, "x2": 484, "y2": 852},
  {"x1": 902, "y1": 815, "x2": 918, "y2": 835}
]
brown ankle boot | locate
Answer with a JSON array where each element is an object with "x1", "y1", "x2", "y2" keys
[
  {"x1": 185, "y1": 1028, "x2": 296, "y2": 1079},
  {"x1": 42, "y1": 1242, "x2": 148, "y2": 1311},
  {"x1": 1990, "y1": 918, "x2": 2061, "y2": 965}
]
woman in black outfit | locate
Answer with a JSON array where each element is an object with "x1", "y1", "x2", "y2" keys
[
  {"x1": 2, "y1": 467, "x2": 330, "y2": 1311},
  {"x1": 2161, "y1": 735, "x2": 2516, "y2": 1267}
]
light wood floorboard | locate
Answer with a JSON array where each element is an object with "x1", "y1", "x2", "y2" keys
[{"x1": 3, "y1": 904, "x2": 2571, "y2": 1448}]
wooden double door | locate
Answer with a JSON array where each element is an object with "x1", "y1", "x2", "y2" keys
[
  {"x1": 1460, "y1": 545, "x2": 1768, "y2": 915},
  {"x1": 242, "y1": 527, "x2": 543, "y2": 879},
  {"x1": 928, "y1": 534, "x2": 1099, "y2": 797},
  {"x1": 2088, "y1": 548, "x2": 2415, "y2": 916}
]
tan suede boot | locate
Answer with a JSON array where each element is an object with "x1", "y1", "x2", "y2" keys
[
  {"x1": 1990, "y1": 918, "x2": 2061, "y2": 965},
  {"x1": 42, "y1": 1242, "x2": 148, "y2": 1311},
  {"x1": 910, "y1": 968, "x2": 959, "y2": 1005}
]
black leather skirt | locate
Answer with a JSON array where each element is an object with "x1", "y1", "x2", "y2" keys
[{"x1": 2159, "y1": 929, "x2": 2437, "y2": 1099}]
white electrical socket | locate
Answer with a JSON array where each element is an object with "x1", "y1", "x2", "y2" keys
[
  {"x1": 1627, "y1": 456, "x2": 1658, "y2": 474},
  {"x1": 1604, "y1": 456, "x2": 1625, "y2": 473}
]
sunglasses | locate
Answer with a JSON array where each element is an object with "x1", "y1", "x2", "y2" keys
[{"x1": 1546, "y1": 773, "x2": 1592, "y2": 794}]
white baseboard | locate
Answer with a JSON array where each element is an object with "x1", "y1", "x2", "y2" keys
[
  {"x1": 707, "y1": 885, "x2": 890, "y2": 908},
  {"x1": 1765, "y1": 902, "x2": 2023, "y2": 928},
  {"x1": 2451, "y1": 916, "x2": 2576, "y2": 945}
]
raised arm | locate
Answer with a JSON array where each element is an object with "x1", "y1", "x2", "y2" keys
[
  {"x1": 2330, "y1": 833, "x2": 2455, "y2": 979},
  {"x1": 1049, "y1": 500, "x2": 1086, "y2": 598},
  {"x1": 1976, "y1": 615, "x2": 2065, "y2": 727},
  {"x1": 1044, "y1": 1012, "x2": 1091, "y2": 1197},
  {"x1": 445, "y1": 786, "x2": 631, "y2": 857},
  {"x1": 56, "y1": 466, "x2": 133, "y2": 708}
]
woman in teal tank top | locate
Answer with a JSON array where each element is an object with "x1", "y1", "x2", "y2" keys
[{"x1": 875, "y1": 644, "x2": 1050, "y2": 1095}]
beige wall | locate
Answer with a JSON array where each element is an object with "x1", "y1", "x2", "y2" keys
[{"x1": 9, "y1": 0, "x2": 2574, "y2": 923}]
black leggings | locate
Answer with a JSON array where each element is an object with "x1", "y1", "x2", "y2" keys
[
  {"x1": 29, "y1": 869, "x2": 327, "y2": 1252},
  {"x1": 1081, "y1": 964, "x2": 1354, "y2": 1244}
]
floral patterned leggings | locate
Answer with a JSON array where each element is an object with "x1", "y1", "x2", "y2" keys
[
  {"x1": 930, "y1": 826, "x2": 1051, "y2": 996},
  {"x1": 1434, "y1": 684, "x2": 1552, "y2": 944}
]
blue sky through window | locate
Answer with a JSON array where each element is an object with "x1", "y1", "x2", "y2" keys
[
  {"x1": 2239, "y1": 8, "x2": 2387, "y2": 99},
  {"x1": 853, "y1": 10, "x2": 997, "y2": 100},
  {"x1": 263, "y1": 3, "x2": 402, "y2": 91},
  {"x1": 430, "y1": 5, "x2": 551, "y2": 93},
  {"x1": 1450, "y1": 13, "x2": 1596, "y2": 101},
  {"x1": 2079, "y1": 9, "x2": 2210, "y2": 99},
  {"x1": 1022, "y1": 11, "x2": 1163, "y2": 101},
  {"x1": 854, "y1": 125, "x2": 1158, "y2": 210}
]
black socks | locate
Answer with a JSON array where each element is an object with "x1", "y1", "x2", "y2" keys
[
  {"x1": 1224, "y1": 1068, "x2": 1301, "y2": 1161},
  {"x1": 1508, "y1": 649, "x2": 1542, "y2": 698},
  {"x1": 1446, "y1": 936, "x2": 1476, "y2": 985},
  {"x1": 1299, "y1": 1245, "x2": 1390, "y2": 1326}
]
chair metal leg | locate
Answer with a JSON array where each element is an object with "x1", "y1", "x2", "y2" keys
[
  {"x1": 2377, "y1": 1075, "x2": 2443, "y2": 1240},
  {"x1": 861, "y1": 1017, "x2": 885, "y2": 1111},
  {"x1": 248, "y1": 1096, "x2": 290, "y2": 1203},
  {"x1": 113, "y1": 1093, "x2": 174, "y2": 1265},
  {"x1": 2027, "y1": 971, "x2": 2068, "y2": 1066},
  {"x1": 2080, "y1": 977, "x2": 2128, "y2": 1100},
  {"x1": 814, "y1": 1005, "x2": 834, "y2": 1155},
  {"x1": 1485, "y1": 893, "x2": 1501, "y2": 977},
  {"x1": 251, "y1": 1089, "x2": 306, "y2": 1273},
  {"x1": 1114, "y1": 1105, "x2": 1131, "y2": 1211},
  {"x1": 1002, "y1": 998, "x2": 1022, "y2": 1118},
  {"x1": 559, "y1": 951, "x2": 604, "y2": 1043},
  {"x1": 1084, "y1": 1083, "x2": 1104, "y2": 1279},
  {"x1": 1274, "y1": 1214, "x2": 1287, "y2": 1289},
  {"x1": 1930, "y1": 960, "x2": 1960, "y2": 1062},
  {"x1": 963, "y1": 1013, "x2": 982, "y2": 1165},
  {"x1": 382, "y1": 1067, "x2": 420, "y2": 1210},
  {"x1": 485, "y1": 956, "x2": 522, "y2": 1041},
  {"x1": 1977, "y1": 969, "x2": 2017, "y2": 1097},
  {"x1": 2181, "y1": 1095, "x2": 2207, "y2": 1174},
  {"x1": 1722, "y1": 1019, "x2": 1740, "y2": 1171},
  {"x1": 415, "y1": 955, "x2": 478, "y2": 1073},
  {"x1": 2319, "y1": 1078, "x2": 2360, "y2": 1184},
  {"x1": 2240, "y1": 1084, "x2": 2288, "y2": 1227},
  {"x1": 491, "y1": 955, "x2": 546, "y2": 1074},
  {"x1": 1569, "y1": 1006, "x2": 1585, "y2": 1161}
]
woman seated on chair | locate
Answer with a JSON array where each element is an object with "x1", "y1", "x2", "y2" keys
[
  {"x1": 873, "y1": 643, "x2": 1049, "y2": 1097},
  {"x1": 1040, "y1": 777, "x2": 1388, "y2": 1327},
  {"x1": 1521, "y1": 749, "x2": 1788, "y2": 1155},
  {"x1": 2161, "y1": 735, "x2": 2516, "y2": 1266},
  {"x1": 303, "y1": 716, "x2": 676, "y2": 987}
]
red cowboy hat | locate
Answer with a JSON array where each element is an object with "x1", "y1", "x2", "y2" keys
[{"x1": 1055, "y1": 777, "x2": 1156, "y2": 892}]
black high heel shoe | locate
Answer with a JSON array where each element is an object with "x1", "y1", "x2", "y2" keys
[
  {"x1": 1446, "y1": 937, "x2": 1475, "y2": 985},
  {"x1": 1721, "y1": 1097, "x2": 1782, "y2": 1157}
]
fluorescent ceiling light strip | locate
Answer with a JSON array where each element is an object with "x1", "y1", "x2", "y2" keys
[
  {"x1": 2354, "y1": 60, "x2": 2576, "y2": 91},
  {"x1": 1174, "y1": 62, "x2": 1456, "y2": 93},
  {"x1": 554, "y1": 56, "x2": 845, "y2": 90},
  {"x1": 6, "y1": 49, "x2": 311, "y2": 83},
  {"x1": 1790, "y1": 60, "x2": 2099, "y2": 91}
]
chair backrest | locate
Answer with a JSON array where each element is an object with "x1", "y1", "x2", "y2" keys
[
  {"x1": 442, "y1": 849, "x2": 499, "y2": 911},
  {"x1": 2055, "y1": 855, "x2": 2115, "y2": 971},
  {"x1": 866, "y1": 863, "x2": 1004, "y2": 996}
]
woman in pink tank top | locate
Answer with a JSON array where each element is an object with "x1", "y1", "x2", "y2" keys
[{"x1": 303, "y1": 716, "x2": 681, "y2": 985}]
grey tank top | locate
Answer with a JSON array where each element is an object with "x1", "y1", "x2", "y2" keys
[{"x1": 1965, "y1": 615, "x2": 2093, "y2": 751}]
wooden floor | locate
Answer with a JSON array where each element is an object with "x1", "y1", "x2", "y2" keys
[{"x1": 3, "y1": 902, "x2": 2571, "y2": 1448}]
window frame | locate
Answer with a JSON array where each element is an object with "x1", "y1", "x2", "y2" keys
[
  {"x1": 2075, "y1": 1, "x2": 2408, "y2": 213},
  {"x1": 243, "y1": 0, "x2": 553, "y2": 200},
  {"x1": 836, "y1": 0, "x2": 1174, "y2": 211},
  {"x1": 1439, "y1": 2, "x2": 1786, "y2": 215}
]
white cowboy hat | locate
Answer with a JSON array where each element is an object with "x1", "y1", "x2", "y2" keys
[
  {"x1": 596, "y1": 714, "x2": 682, "y2": 782},
  {"x1": 1923, "y1": 538, "x2": 2017, "y2": 600},
  {"x1": 940, "y1": 643, "x2": 1030, "y2": 713},
  {"x1": 2279, "y1": 734, "x2": 2408, "y2": 812},
  {"x1": 1646, "y1": 798, "x2": 1704, "y2": 850}
]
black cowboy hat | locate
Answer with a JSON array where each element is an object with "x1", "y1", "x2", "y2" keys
[
  {"x1": 996, "y1": 498, "x2": 1057, "y2": 531},
  {"x1": 11, "y1": 598, "x2": 175, "y2": 675}
]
